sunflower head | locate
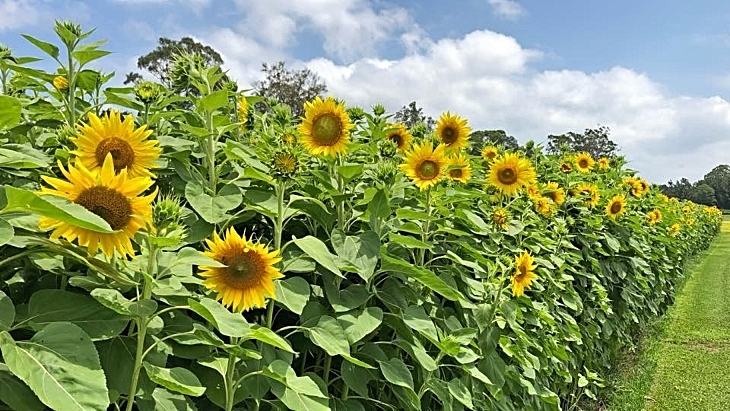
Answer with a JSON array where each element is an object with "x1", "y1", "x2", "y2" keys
[
  {"x1": 597, "y1": 157, "x2": 610, "y2": 170},
  {"x1": 533, "y1": 196, "x2": 554, "y2": 217},
  {"x1": 200, "y1": 228, "x2": 283, "y2": 312},
  {"x1": 385, "y1": 123, "x2": 412, "y2": 152},
  {"x1": 446, "y1": 153, "x2": 471, "y2": 183},
  {"x1": 372, "y1": 103, "x2": 386, "y2": 116},
  {"x1": 647, "y1": 209, "x2": 663, "y2": 225},
  {"x1": 525, "y1": 184, "x2": 540, "y2": 199},
  {"x1": 574, "y1": 152, "x2": 595, "y2": 173},
  {"x1": 560, "y1": 162, "x2": 573, "y2": 173},
  {"x1": 512, "y1": 251, "x2": 538, "y2": 297},
  {"x1": 271, "y1": 150, "x2": 299, "y2": 179},
  {"x1": 298, "y1": 96, "x2": 353, "y2": 157},
  {"x1": 38, "y1": 155, "x2": 156, "y2": 258},
  {"x1": 71, "y1": 110, "x2": 160, "y2": 178},
  {"x1": 399, "y1": 142, "x2": 448, "y2": 191},
  {"x1": 435, "y1": 112, "x2": 471, "y2": 151},
  {"x1": 669, "y1": 223, "x2": 681, "y2": 237},
  {"x1": 238, "y1": 95, "x2": 249, "y2": 122},
  {"x1": 543, "y1": 182, "x2": 566, "y2": 206},
  {"x1": 481, "y1": 145, "x2": 499, "y2": 162},
  {"x1": 605, "y1": 195, "x2": 627, "y2": 220},
  {"x1": 53, "y1": 75, "x2": 69, "y2": 92},
  {"x1": 575, "y1": 183, "x2": 600, "y2": 208},
  {"x1": 134, "y1": 81, "x2": 161, "y2": 104},
  {"x1": 487, "y1": 153, "x2": 536, "y2": 196},
  {"x1": 492, "y1": 208, "x2": 509, "y2": 229},
  {"x1": 153, "y1": 193, "x2": 184, "y2": 229}
]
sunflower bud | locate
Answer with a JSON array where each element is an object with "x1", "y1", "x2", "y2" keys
[
  {"x1": 271, "y1": 150, "x2": 299, "y2": 179},
  {"x1": 410, "y1": 122, "x2": 430, "y2": 139},
  {"x1": 379, "y1": 138, "x2": 398, "y2": 158},
  {"x1": 0, "y1": 44, "x2": 14, "y2": 62},
  {"x1": 57, "y1": 124, "x2": 76, "y2": 144},
  {"x1": 372, "y1": 103, "x2": 386, "y2": 116},
  {"x1": 134, "y1": 81, "x2": 161, "y2": 104},
  {"x1": 169, "y1": 53, "x2": 206, "y2": 92},
  {"x1": 53, "y1": 76, "x2": 69, "y2": 92},
  {"x1": 54, "y1": 20, "x2": 82, "y2": 45},
  {"x1": 346, "y1": 106, "x2": 365, "y2": 122},
  {"x1": 374, "y1": 160, "x2": 398, "y2": 183},
  {"x1": 153, "y1": 194, "x2": 184, "y2": 230},
  {"x1": 281, "y1": 132, "x2": 297, "y2": 146}
]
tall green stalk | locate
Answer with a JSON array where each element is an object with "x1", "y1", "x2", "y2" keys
[
  {"x1": 265, "y1": 180, "x2": 286, "y2": 329},
  {"x1": 419, "y1": 188, "x2": 433, "y2": 266}
]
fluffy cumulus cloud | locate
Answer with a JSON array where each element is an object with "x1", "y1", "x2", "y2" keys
[{"x1": 0, "y1": 0, "x2": 43, "y2": 31}]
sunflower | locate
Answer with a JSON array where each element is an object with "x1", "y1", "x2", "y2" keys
[
  {"x1": 446, "y1": 153, "x2": 471, "y2": 183},
  {"x1": 271, "y1": 150, "x2": 298, "y2": 178},
  {"x1": 38, "y1": 155, "x2": 156, "y2": 258},
  {"x1": 487, "y1": 153, "x2": 536, "y2": 196},
  {"x1": 627, "y1": 178, "x2": 649, "y2": 197},
  {"x1": 661, "y1": 194, "x2": 669, "y2": 203},
  {"x1": 238, "y1": 95, "x2": 249, "y2": 123},
  {"x1": 597, "y1": 157, "x2": 610, "y2": 170},
  {"x1": 668, "y1": 223, "x2": 681, "y2": 237},
  {"x1": 574, "y1": 152, "x2": 595, "y2": 173},
  {"x1": 71, "y1": 110, "x2": 161, "y2": 178},
  {"x1": 282, "y1": 133, "x2": 297, "y2": 145},
  {"x1": 647, "y1": 209, "x2": 663, "y2": 225},
  {"x1": 435, "y1": 112, "x2": 471, "y2": 151},
  {"x1": 385, "y1": 123, "x2": 412, "y2": 152},
  {"x1": 682, "y1": 205, "x2": 692, "y2": 214},
  {"x1": 298, "y1": 96, "x2": 353, "y2": 157},
  {"x1": 512, "y1": 251, "x2": 538, "y2": 297},
  {"x1": 685, "y1": 217, "x2": 695, "y2": 227},
  {"x1": 575, "y1": 183, "x2": 600, "y2": 208},
  {"x1": 533, "y1": 196, "x2": 554, "y2": 217},
  {"x1": 399, "y1": 142, "x2": 448, "y2": 190},
  {"x1": 605, "y1": 195, "x2": 627, "y2": 219},
  {"x1": 53, "y1": 75, "x2": 69, "y2": 92},
  {"x1": 560, "y1": 162, "x2": 573, "y2": 173},
  {"x1": 543, "y1": 182, "x2": 565, "y2": 206},
  {"x1": 481, "y1": 145, "x2": 499, "y2": 162},
  {"x1": 200, "y1": 228, "x2": 283, "y2": 312},
  {"x1": 525, "y1": 184, "x2": 540, "y2": 199},
  {"x1": 492, "y1": 208, "x2": 509, "y2": 229}
]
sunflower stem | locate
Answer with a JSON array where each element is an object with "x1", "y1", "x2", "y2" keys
[
  {"x1": 323, "y1": 354, "x2": 332, "y2": 386},
  {"x1": 265, "y1": 180, "x2": 286, "y2": 330},
  {"x1": 224, "y1": 343, "x2": 239, "y2": 411},
  {"x1": 419, "y1": 188, "x2": 433, "y2": 267},
  {"x1": 205, "y1": 110, "x2": 217, "y2": 194},
  {"x1": 66, "y1": 44, "x2": 76, "y2": 127}
]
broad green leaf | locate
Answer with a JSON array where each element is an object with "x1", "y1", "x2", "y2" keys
[
  {"x1": 448, "y1": 379, "x2": 473, "y2": 408},
  {"x1": 138, "y1": 387, "x2": 198, "y2": 411},
  {"x1": 457, "y1": 209, "x2": 491, "y2": 235},
  {"x1": 340, "y1": 361, "x2": 374, "y2": 397},
  {"x1": 378, "y1": 358, "x2": 414, "y2": 389},
  {"x1": 143, "y1": 363, "x2": 206, "y2": 397},
  {"x1": 91, "y1": 288, "x2": 158, "y2": 318},
  {"x1": 0, "y1": 368, "x2": 45, "y2": 411},
  {"x1": 389, "y1": 233, "x2": 432, "y2": 249},
  {"x1": 367, "y1": 188, "x2": 391, "y2": 220},
  {"x1": 395, "y1": 208, "x2": 436, "y2": 221},
  {"x1": 271, "y1": 384, "x2": 329, "y2": 411},
  {"x1": 338, "y1": 164, "x2": 364, "y2": 182},
  {"x1": 0, "y1": 218, "x2": 15, "y2": 246},
  {"x1": 266, "y1": 360, "x2": 329, "y2": 411},
  {"x1": 0, "y1": 96, "x2": 21, "y2": 129},
  {"x1": 274, "y1": 277, "x2": 310, "y2": 315},
  {"x1": 72, "y1": 49, "x2": 111, "y2": 66},
  {"x1": 244, "y1": 325, "x2": 295, "y2": 353},
  {"x1": 307, "y1": 316, "x2": 349, "y2": 356},
  {"x1": 198, "y1": 90, "x2": 229, "y2": 113},
  {"x1": 292, "y1": 236, "x2": 342, "y2": 277},
  {"x1": 27, "y1": 290, "x2": 129, "y2": 339},
  {"x1": 185, "y1": 182, "x2": 242, "y2": 224},
  {"x1": 380, "y1": 252, "x2": 463, "y2": 301},
  {"x1": 187, "y1": 298, "x2": 250, "y2": 338},
  {"x1": 337, "y1": 307, "x2": 383, "y2": 344},
  {"x1": 21, "y1": 34, "x2": 59, "y2": 59},
  {"x1": 0, "y1": 323, "x2": 109, "y2": 411},
  {"x1": 2, "y1": 186, "x2": 114, "y2": 233},
  {"x1": 402, "y1": 306, "x2": 439, "y2": 344},
  {"x1": 0, "y1": 147, "x2": 48, "y2": 169},
  {"x1": 333, "y1": 230, "x2": 380, "y2": 282},
  {"x1": 0, "y1": 291, "x2": 15, "y2": 331}
]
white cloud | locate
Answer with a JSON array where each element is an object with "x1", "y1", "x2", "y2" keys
[
  {"x1": 0, "y1": 0, "x2": 42, "y2": 31},
  {"x1": 486, "y1": 0, "x2": 527, "y2": 20}
]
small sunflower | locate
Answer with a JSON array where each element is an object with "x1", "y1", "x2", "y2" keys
[
  {"x1": 399, "y1": 142, "x2": 448, "y2": 190},
  {"x1": 435, "y1": 112, "x2": 471, "y2": 151},
  {"x1": 533, "y1": 196, "x2": 554, "y2": 217},
  {"x1": 542, "y1": 182, "x2": 566, "y2": 206},
  {"x1": 685, "y1": 217, "x2": 695, "y2": 227},
  {"x1": 481, "y1": 145, "x2": 499, "y2": 162},
  {"x1": 512, "y1": 251, "x2": 538, "y2": 297},
  {"x1": 72, "y1": 110, "x2": 161, "y2": 177},
  {"x1": 492, "y1": 208, "x2": 509, "y2": 229},
  {"x1": 682, "y1": 205, "x2": 692, "y2": 214},
  {"x1": 282, "y1": 132, "x2": 297, "y2": 145},
  {"x1": 487, "y1": 153, "x2": 536, "y2": 196},
  {"x1": 605, "y1": 195, "x2": 627, "y2": 220},
  {"x1": 38, "y1": 155, "x2": 156, "y2": 258},
  {"x1": 574, "y1": 152, "x2": 595, "y2": 173},
  {"x1": 200, "y1": 228, "x2": 283, "y2": 312},
  {"x1": 669, "y1": 223, "x2": 681, "y2": 237},
  {"x1": 647, "y1": 209, "x2": 663, "y2": 225},
  {"x1": 385, "y1": 123, "x2": 412, "y2": 152},
  {"x1": 661, "y1": 194, "x2": 669, "y2": 203},
  {"x1": 575, "y1": 183, "x2": 600, "y2": 208},
  {"x1": 271, "y1": 150, "x2": 298, "y2": 178},
  {"x1": 525, "y1": 184, "x2": 540, "y2": 199},
  {"x1": 238, "y1": 95, "x2": 249, "y2": 122},
  {"x1": 446, "y1": 153, "x2": 471, "y2": 183},
  {"x1": 53, "y1": 75, "x2": 69, "y2": 92},
  {"x1": 597, "y1": 157, "x2": 610, "y2": 170},
  {"x1": 560, "y1": 162, "x2": 573, "y2": 173},
  {"x1": 298, "y1": 96, "x2": 353, "y2": 157}
]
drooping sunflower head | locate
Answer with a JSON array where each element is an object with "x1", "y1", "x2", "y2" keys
[
  {"x1": 271, "y1": 150, "x2": 299, "y2": 179},
  {"x1": 533, "y1": 195, "x2": 554, "y2": 217},
  {"x1": 38, "y1": 154, "x2": 156, "y2": 258},
  {"x1": 71, "y1": 110, "x2": 161, "y2": 178},
  {"x1": 200, "y1": 228, "x2": 283, "y2": 313},
  {"x1": 298, "y1": 96, "x2": 353, "y2": 157},
  {"x1": 481, "y1": 145, "x2": 499, "y2": 162},
  {"x1": 543, "y1": 181, "x2": 566, "y2": 206},
  {"x1": 560, "y1": 161, "x2": 573, "y2": 173},
  {"x1": 574, "y1": 183, "x2": 600, "y2": 208},
  {"x1": 492, "y1": 208, "x2": 509, "y2": 229},
  {"x1": 597, "y1": 157, "x2": 610, "y2": 170},
  {"x1": 574, "y1": 152, "x2": 595, "y2": 173},
  {"x1": 435, "y1": 111, "x2": 471, "y2": 151},
  {"x1": 605, "y1": 195, "x2": 627, "y2": 220},
  {"x1": 512, "y1": 251, "x2": 538, "y2": 297},
  {"x1": 446, "y1": 153, "x2": 471, "y2": 183},
  {"x1": 487, "y1": 153, "x2": 537, "y2": 196},
  {"x1": 385, "y1": 123, "x2": 412, "y2": 152},
  {"x1": 398, "y1": 142, "x2": 448, "y2": 191}
]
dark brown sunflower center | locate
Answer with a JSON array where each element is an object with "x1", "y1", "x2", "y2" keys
[
  {"x1": 610, "y1": 202, "x2": 623, "y2": 214},
  {"x1": 546, "y1": 192, "x2": 557, "y2": 201},
  {"x1": 389, "y1": 133, "x2": 403, "y2": 147},
  {"x1": 220, "y1": 251, "x2": 264, "y2": 288},
  {"x1": 418, "y1": 160, "x2": 439, "y2": 179},
  {"x1": 516, "y1": 265, "x2": 528, "y2": 281},
  {"x1": 441, "y1": 127, "x2": 456, "y2": 144},
  {"x1": 486, "y1": 151, "x2": 497, "y2": 159},
  {"x1": 561, "y1": 164, "x2": 571, "y2": 171},
  {"x1": 74, "y1": 186, "x2": 132, "y2": 230},
  {"x1": 498, "y1": 167, "x2": 518, "y2": 185},
  {"x1": 95, "y1": 138, "x2": 135, "y2": 173},
  {"x1": 312, "y1": 113, "x2": 343, "y2": 146},
  {"x1": 578, "y1": 159, "x2": 589, "y2": 168},
  {"x1": 450, "y1": 168, "x2": 463, "y2": 178}
]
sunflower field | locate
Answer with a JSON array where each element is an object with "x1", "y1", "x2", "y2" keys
[{"x1": 0, "y1": 22, "x2": 722, "y2": 411}]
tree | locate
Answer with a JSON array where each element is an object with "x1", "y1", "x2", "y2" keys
[
  {"x1": 702, "y1": 165, "x2": 730, "y2": 209},
  {"x1": 660, "y1": 178, "x2": 694, "y2": 200},
  {"x1": 469, "y1": 130, "x2": 519, "y2": 155},
  {"x1": 254, "y1": 61, "x2": 328, "y2": 118},
  {"x1": 394, "y1": 101, "x2": 435, "y2": 130},
  {"x1": 690, "y1": 182, "x2": 717, "y2": 206},
  {"x1": 546, "y1": 126, "x2": 619, "y2": 158},
  {"x1": 123, "y1": 37, "x2": 224, "y2": 86}
]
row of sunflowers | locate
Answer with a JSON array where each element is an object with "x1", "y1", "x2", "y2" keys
[{"x1": 0, "y1": 22, "x2": 722, "y2": 411}]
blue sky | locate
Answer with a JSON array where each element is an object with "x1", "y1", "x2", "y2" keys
[{"x1": 1, "y1": 0, "x2": 729, "y2": 183}]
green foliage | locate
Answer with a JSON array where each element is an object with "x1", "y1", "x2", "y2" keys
[
  {"x1": 547, "y1": 125, "x2": 619, "y2": 158},
  {"x1": 254, "y1": 61, "x2": 328, "y2": 118}
]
